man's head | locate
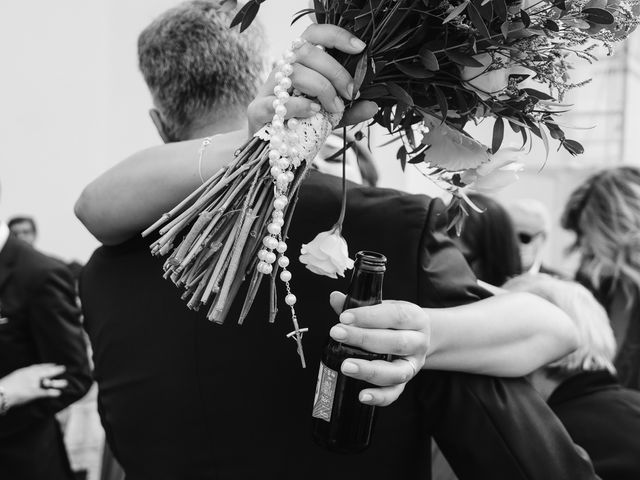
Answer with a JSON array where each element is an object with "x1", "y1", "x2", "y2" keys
[
  {"x1": 507, "y1": 199, "x2": 551, "y2": 273},
  {"x1": 8, "y1": 216, "x2": 37, "y2": 245},
  {"x1": 505, "y1": 274, "x2": 616, "y2": 397},
  {"x1": 138, "y1": 1, "x2": 267, "y2": 142}
]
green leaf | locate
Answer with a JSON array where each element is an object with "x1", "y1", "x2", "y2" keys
[
  {"x1": 583, "y1": 7, "x2": 615, "y2": 25},
  {"x1": 544, "y1": 19, "x2": 560, "y2": 31},
  {"x1": 520, "y1": 9, "x2": 531, "y2": 27},
  {"x1": 492, "y1": 117, "x2": 505, "y2": 154},
  {"x1": 291, "y1": 8, "x2": 315, "y2": 25},
  {"x1": 230, "y1": 0, "x2": 257, "y2": 29},
  {"x1": 396, "y1": 62, "x2": 434, "y2": 79},
  {"x1": 387, "y1": 82, "x2": 414, "y2": 106},
  {"x1": 468, "y1": 2, "x2": 491, "y2": 38},
  {"x1": 240, "y1": 1, "x2": 260, "y2": 32},
  {"x1": 397, "y1": 145, "x2": 408, "y2": 171},
  {"x1": 563, "y1": 139, "x2": 584, "y2": 155},
  {"x1": 494, "y1": 0, "x2": 508, "y2": 20},
  {"x1": 443, "y1": 1, "x2": 470, "y2": 23},
  {"x1": 523, "y1": 88, "x2": 555, "y2": 100},
  {"x1": 352, "y1": 53, "x2": 368, "y2": 97},
  {"x1": 433, "y1": 86, "x2": 449, "y2": 123},
  {"x1": 446, "y1": 50, "x2": 484, "y2": 67},
  {"x1": 419, "y1": 47, "x2": 440, "y2": 71},
  {"x1": 538, "y1": 122, "x2": 550, "y2": 164}
]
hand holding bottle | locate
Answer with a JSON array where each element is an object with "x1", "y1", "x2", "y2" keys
[{"x1": 328, "y1": 292, "x2": 430, "y2": 407}]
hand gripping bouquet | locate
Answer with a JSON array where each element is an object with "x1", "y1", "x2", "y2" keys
[{"x1": 145, "y1": 0, "x2": 639, "y2": 365}]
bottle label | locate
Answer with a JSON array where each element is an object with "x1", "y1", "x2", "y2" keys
[{"x1": 312, "y1": 362, "x2": 338, "y2": 422}]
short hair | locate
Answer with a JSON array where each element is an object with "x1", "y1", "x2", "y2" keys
[
  {"x1": 138, "y1": 1, "x2": 266, "y2": 140},
  {"x1": 562, "y1": 166, "x2": 640, "y2": 304},
  {"x1": 505, "y1": 274, "x2": 616, "y2": 376},
  {"x1": 8, "y1": 216, "x2": 37, "y2": 234},
  {"x1": 450, "y1": 193, "x2": 522, "y2": 286}
]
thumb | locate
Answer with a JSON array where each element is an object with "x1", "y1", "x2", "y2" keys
[{"x1": 329, "y1": 291, "x2": 346, "y2": 315}]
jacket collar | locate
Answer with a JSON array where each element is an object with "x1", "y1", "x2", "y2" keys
[{"x1": 547, "y1": 370, "x2": 620, "y2": 407}]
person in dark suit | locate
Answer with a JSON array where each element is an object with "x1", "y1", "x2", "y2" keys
[
  {"x1": 75, "y1": 21, "x2": 598, "y2": 479},
  {"x1": 506, "y1": 273, "x2": 640, "y2": 480},
  {"x1": 0, "y1": 211, "x2": 92, "y2": 479}
]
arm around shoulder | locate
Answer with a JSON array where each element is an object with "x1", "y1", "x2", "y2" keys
[{"x1": 425, "y1": 291, "x2": 579, "y2": 377}]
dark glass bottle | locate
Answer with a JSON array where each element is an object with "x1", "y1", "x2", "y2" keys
[{"x1": 311, "y1": 251, "x2": 389, "y2": 453}]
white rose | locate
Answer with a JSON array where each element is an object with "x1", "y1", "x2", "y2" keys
[
  {"x1": 299, "y1": 229, "x2": 355, "y2": 279},
  {"x1": 421, "y1": 117, "x2": 490, "y2": 171},
  {"x1": 460, "y1": 53, "x2": 510, "y2": 100}
]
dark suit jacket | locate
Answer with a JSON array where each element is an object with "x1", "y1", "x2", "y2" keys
[
  {"x1": 0, "y1": 236, "x2": 93, "y2": 480},
  {"x1": 81, "y1": 170, "x2": 597, "y2": 480},
  {"x1": 548, "y1": 370, "x2": 640, "y2": 480}
]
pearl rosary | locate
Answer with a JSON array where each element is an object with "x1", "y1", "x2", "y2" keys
[{"x1": 255, "y1": 38, "x2": 309, "y2": 362}]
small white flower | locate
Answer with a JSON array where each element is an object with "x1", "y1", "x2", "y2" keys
[
  {"x1": 421, "y1": 117, "x2": 490, "y2": 171},
  {"x1": 299, "y1": 229, "x2": 354, "y2": 279}
]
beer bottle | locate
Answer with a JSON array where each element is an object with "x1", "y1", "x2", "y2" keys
[{"x1": 311, "y1": 251, "x2": 389, "y2": 453}]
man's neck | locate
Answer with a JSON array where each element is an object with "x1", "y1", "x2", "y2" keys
[{"x1": 187, "y1": 114, "x2": 247, "y2": 139}]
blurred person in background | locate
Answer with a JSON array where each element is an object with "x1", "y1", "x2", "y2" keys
[
  {"x1": 563, "y1": 166, "x2": 640, "y2": 389},
  {"x1": 0, "y1": 184, "x2": 92, "y2": 480},
  {"x1": 507, "y1": 199, "x2": 558, "y2": 275},
  {"x1": 449, "y1": 193, "x2": 522, "y2": 287},
  {"x1": 8, "y1": 215, "x2": 37, "y2": 246},
  {"x1": 506, "y1": 273, "x2": 640, "y2": 480}
]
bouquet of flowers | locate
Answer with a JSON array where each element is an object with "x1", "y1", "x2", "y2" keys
[{"x1": 144, "y1": 0, "x2": 639, "y2": 365}]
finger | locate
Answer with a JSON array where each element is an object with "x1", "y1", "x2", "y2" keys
[
  {"x1": 294, "y1": 41, "x2": 355, "y2": 99},
  {"x1": 341, "y1": 357, "x2": 418, "y2": 386},
  {"x1": 339, "y1": 101, "x2": 379, "y2": 127},
  {"x1": 37, "y1": 364, "x2": 67, "y2": 378},
  {"x1": 329, "y1": 291, "x2": 346, "y2": 315},
  {"x1": 247, "y1": 97, "x2": 321, "y2": 133},
  {"x1": 46, "y1": 379, "x2": 68, "y2": 390},
  {"x1": 290, "y1": 64, "x2": 344, "y2": 113},
  {"x1": 340, "y1": 300, "x2": 427, "y2": 330},
  {"x1": 330, "y1": 324, "x2": 426, "y2": 356},
  {"x1": 44, "y1": 389, "x2": 62, "y2": 398},
  {"x1": 359, "y1": 383, "x2": 406, "y2": 407},
  {"x1": 302, "y1": 24, "x2": 367, "y2": 55}
]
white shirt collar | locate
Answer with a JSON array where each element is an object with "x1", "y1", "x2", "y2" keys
[{"x1": 0, "y1": 222, "x2": 9, "y2": 253}]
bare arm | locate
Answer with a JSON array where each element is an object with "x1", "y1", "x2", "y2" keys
[{"x1": 75, "y1": 130, "x2": 247, "y2": 245}]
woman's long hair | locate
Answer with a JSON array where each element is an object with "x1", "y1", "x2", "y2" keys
[
  {"x1": 562, "y1": 166, "x2": 640, "y2": 306},
  {"x1": 450, "y1": 193, "x2": 522, "y2": 286}
]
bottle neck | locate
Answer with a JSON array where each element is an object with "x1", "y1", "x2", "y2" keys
[{"x1": 342, "y1": 269, "x2": 384, "y2": 311}]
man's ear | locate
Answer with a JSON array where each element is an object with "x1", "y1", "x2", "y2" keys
[{"x1": 149, "y1": 109, "x2": 174, "y2": 144}]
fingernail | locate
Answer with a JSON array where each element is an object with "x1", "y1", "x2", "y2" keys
[
  {"x1": 360, "y1": 393, "x2": 373, "y2": 403},
  {"x1": 333, "y1": 96, "x2": 345, "y2": 112},
  {"x1": 342, "y1": 361, "x2": 358, "y2": 374},
  {"x1": 350, "y1": 37, "x2": 366, "y2": 51},
  {"x1": 340, "y1": 312, "x2": 354, "y2": 324},
  {"x1": 310, "y1": 102, "x2": 321, "y2": 113},
  {"x1": 330, "y1": 325, "x2": 348, "y2": 341}
]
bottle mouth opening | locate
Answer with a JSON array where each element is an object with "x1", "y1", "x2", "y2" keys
[{"x1": 355, "y1": 251, "x2": 387, "y2": 271}]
